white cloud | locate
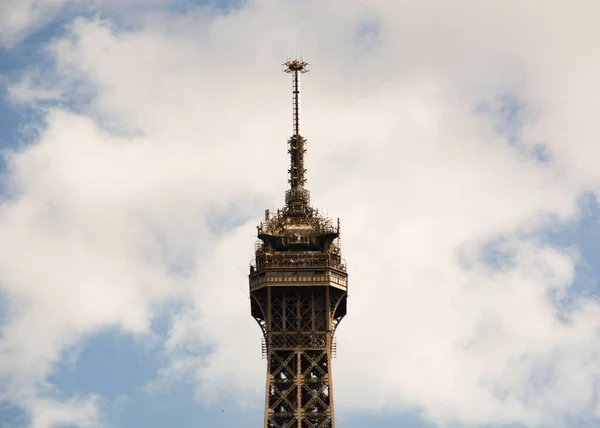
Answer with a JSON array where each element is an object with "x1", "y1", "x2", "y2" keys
[
  {"x1": 28, "y1": 397, "x2": 102, "y2": 428},
  {"x1": 2, "y1": 0, "x2": 600, "y2": 427},
  {"x1": 6, "y1": 74, "x2": 63, "y2": 104},
  {"x1": 0, "y1": 0, "x2": 72, "y2": 48},
  {"x1": 0, "y1": 0, "x2": 169, "y2": 48}
]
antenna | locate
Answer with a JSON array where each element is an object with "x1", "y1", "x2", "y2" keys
[
  {"x1": 283, "y1": 58, "x2": 311, "y2": 213},
  {"x1": 283, "y1": 58, "x2": 309, "y2": 136}
]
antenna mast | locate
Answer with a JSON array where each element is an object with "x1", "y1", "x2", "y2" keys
[
  {"x1": 284, "y1": 58, "x2": 309, "y2": 137},
  {"x1": 284, "y1": 58, "x2": 309, "y2": 190},
  {"x1": 283, "y1": 59, "x2": 310, "y2": 213}
]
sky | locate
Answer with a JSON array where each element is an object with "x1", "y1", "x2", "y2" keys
[{"x1": 0, "y1": 0, "x2": 600, "y2": 427}]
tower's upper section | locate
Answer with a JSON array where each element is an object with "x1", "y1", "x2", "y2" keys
[
  {"x1": 250, "y1": 59, "x2": 347, "y2": 302},
  {"x1": 253, "y1": 58, "x2": 343, "y2": 261}
]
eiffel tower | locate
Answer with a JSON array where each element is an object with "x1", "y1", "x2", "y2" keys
[{"x1": 249, "y1": 59, "x2": 348, "y2": 428}]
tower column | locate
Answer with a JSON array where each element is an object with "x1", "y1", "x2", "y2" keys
[{"x1": 249, "y1": 58, "x2": 348, "y2": 428}]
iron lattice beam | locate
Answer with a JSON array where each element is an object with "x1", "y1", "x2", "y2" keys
[{"x1": 260, "y1": 288, "x2": 344, "y2": 428}]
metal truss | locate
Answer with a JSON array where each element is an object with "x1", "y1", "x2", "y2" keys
[{"x1": 261, "y1": 288, "x2": 344, "y2": 428}]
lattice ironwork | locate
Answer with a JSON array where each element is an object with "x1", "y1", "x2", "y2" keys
[
  {"x1": 266, "y1": 348, "x2": 333, "y2": 428},
  {"x1": 254, "y1": 287, "x2": 346, "y2": 427}
]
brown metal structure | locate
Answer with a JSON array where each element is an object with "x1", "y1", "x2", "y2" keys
[{"x1": 249, "y1": 59, "x2": 348, "y2": 428}]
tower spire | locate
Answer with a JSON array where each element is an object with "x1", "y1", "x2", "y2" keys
[
  {"x1": 283, "y1": 59, "x2": 310, "y2": 214},
  {"x1": 284, "y1": 58, "x2": 309, "y2": 192}
]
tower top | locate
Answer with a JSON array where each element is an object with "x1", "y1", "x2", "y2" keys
[
  {"x1": 284, "y1": 58, "x2": 309, "y2": 74},
  {"x1": 255, "y1": 58, "x2": 340, "y2": 245}
]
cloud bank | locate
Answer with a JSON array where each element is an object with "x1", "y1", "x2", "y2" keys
[{"x1": 1, "y1": 1, "x2": 600, "y2": 427}]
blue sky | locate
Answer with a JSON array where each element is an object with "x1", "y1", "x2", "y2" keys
[{"x1": 1, "y1": 1, "x2": 600, "y2": 428}]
